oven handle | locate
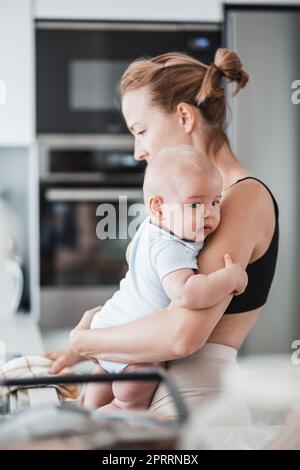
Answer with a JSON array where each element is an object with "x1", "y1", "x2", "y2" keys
[{"x1": 45, "y1": 188, "x2": 143, "y2": 202}]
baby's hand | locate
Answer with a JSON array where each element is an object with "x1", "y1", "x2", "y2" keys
[{"x1": 224, "y1": 254, "x2": 248, "y2": 296}]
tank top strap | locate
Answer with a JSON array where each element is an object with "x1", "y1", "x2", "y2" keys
[{"x1": 229, "y1": 176, "x2": 279, "y2": 219}]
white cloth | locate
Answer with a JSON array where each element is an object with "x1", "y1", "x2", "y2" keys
[
  {"x1": 91, "y1": 217, "x2": 202, "y2": 373},
  {"x1": 0, "y1": 355, "x2": 82, "y2": 401}
]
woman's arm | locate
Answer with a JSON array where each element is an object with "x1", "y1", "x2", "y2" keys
[
  {"x1": 70, "y1": 181, "x2": 266, "y2": 363},
  {"x1": 70, "y1": 297, "x2": 232, "y2": 362}
]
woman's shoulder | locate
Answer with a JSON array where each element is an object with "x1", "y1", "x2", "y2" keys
[
  {"x1": 221, "y1": 176, "x2": 278, "y2": 254},
  {"x1": 225, "y1": 175, "x2": 272, "y2": 195},
  {"x1": 222, "y1": 176, "x2": 277, "y2": 219},
  {"x1": 198, "y1": 176, "x2": 277, "y2": 273}
]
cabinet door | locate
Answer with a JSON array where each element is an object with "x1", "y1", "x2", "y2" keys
[
  {"x1": 0, "y1": 0, "x2": 33, "y2": 146},
  {"x1": 34, "y1": 0, "x2": 222, "y2": 22}
]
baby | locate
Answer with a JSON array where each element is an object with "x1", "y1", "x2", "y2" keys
[{"x1": 81, "y1": 146, "x2": 247, "y2": 412}]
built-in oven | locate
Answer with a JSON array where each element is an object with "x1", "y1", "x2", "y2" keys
[
  {"x1": 38, "y1": 136, "x2": 146, "y2": 328},
  {"x1": 36, "y1": 21, "x2": 221, "y2": 134}
]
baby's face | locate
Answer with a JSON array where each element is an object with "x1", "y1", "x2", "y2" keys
[{"x1": 161, "y1": 170, "x2": 222, "y2": 242}]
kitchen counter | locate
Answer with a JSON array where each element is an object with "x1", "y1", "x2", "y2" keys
[{"x1": 0, "y1": 314, "x2": 44, "y2": 359}]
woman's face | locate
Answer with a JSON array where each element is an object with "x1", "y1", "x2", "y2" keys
[{"x1": 121, "y1": 87, "x2": 191, "y2": 163}]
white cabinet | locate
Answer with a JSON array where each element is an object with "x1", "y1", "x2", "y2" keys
[
  {"x1": 35, "y1": 0, "x2": 222, "y2": 22},
  {"x1": 0, "y1": 0, "x2": 34, "y2": 146}
]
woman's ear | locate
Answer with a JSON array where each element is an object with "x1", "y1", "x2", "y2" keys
[
  {"x1": 148, "y1": 195, "x2": 164, "y2": 220},
  {"x1": 176, "y1": 102, "x2": 197, "y2": 134}
]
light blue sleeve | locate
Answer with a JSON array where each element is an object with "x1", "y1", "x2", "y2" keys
[{"x1": 151, "y1": 240, "x2": 199, "y2": 281}]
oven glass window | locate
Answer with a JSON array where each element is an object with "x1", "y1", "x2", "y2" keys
[{"x1": 40, "y1": 198, "x2": 146, "y2": 286}]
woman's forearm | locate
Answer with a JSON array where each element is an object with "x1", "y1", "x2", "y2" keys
[
  {"x1": 70, "y1": 296, "x2": 232, "y2": 364},
  {"x1": 70, "y1": 309, "x2": 181, "y2": 363}
]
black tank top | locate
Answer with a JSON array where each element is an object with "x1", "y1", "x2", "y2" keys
[{"x1": 224, "y1": 177, "x2": 279, "y2": 314}]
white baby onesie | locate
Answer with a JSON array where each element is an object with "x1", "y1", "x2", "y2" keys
[{"x1": 90, "y1": 217, "x2": 203, "y2": 373}]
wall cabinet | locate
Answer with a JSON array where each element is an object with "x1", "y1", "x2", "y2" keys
[{"x1": 0, "y1": 0, "x2": 34, "y2": 146}]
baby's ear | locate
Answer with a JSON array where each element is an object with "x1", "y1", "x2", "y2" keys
[{"x1": 149, "y1": 195, "x2": 164, "y2": 219}]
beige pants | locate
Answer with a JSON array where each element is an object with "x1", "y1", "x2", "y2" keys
[{"x1": 149, "y1": 342, "x2": 252, "y2": 426}]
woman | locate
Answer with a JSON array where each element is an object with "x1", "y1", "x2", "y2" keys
[{"x1": 47, "y1": 48, "x2": 279, "y2": 425}]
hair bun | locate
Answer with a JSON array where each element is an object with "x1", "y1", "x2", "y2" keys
[
  {"x1": 215, "y1": 48, "x2": 249, "y2": 96},
  {"x1": 196, "y1": 48, "x2": 249, "y2": 105}
]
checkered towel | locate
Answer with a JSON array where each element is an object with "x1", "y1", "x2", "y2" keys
[{"x1": 0, "y1": 355, "x2": 82, "y2": 401}]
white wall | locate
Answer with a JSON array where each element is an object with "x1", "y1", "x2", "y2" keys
[
  {"x1": 0, "y1": 1, "x2": 35, "y2": 313},
  {"x1": 227, "y1": 9, "x2": 300, "y2": 355},
  {"x1": 0, "y1": 0, "x2": 34, "y2": 146}
]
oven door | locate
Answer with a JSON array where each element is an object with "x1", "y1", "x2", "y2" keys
[{"x1": 40, "y1": 186, "x2": 145, "y2": 328}]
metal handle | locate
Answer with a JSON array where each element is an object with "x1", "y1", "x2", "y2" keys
[
  {"x1": 45, "y1": 188, "x2": 143, "y2": 202},
  {"x1": 36, "y1": 21, "x2": 218, "y2": 32},
  {"x1": 0, "y1": 368, "x2": 189, "y2": 426}
]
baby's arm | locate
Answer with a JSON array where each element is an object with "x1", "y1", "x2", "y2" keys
[{"x1": 162, "y1": 254, "x2": 248, "y2": 309}]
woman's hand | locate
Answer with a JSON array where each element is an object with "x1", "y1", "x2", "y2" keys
[{"x1": 45, "y1": 347, "x2": 85, "y2": 374}]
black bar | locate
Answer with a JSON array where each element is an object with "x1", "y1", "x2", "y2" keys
[{"x1": 0, "y1": 367, "x2": 188, "y2": 425}]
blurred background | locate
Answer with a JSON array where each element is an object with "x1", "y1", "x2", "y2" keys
[{"x1": 0, "y1": 0, "x2": 300, "y2": 356}]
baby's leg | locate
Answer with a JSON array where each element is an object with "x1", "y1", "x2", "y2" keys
[
  {"x1": 98, "y1": 362, "x2": 164, "y2": 413},
  {"x1": 83, "y1": 364, "x2": 114, "y2": 409}
]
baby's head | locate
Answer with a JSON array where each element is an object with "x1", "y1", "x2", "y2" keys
[{"x1": 143, "y1": 145, "x2": 223, "y2": 242}]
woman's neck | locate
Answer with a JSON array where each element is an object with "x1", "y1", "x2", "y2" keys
[
  {"x1": 191, "y1": 132, "x2": 251, "y2": 191},
  {"x1": 211, "y1": 143, "x2": 251, "y2": 191}
]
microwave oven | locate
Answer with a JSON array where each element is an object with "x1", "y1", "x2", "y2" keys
[{"x1": 36, "y1": 20, "x2": 221, "y2": 134}]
